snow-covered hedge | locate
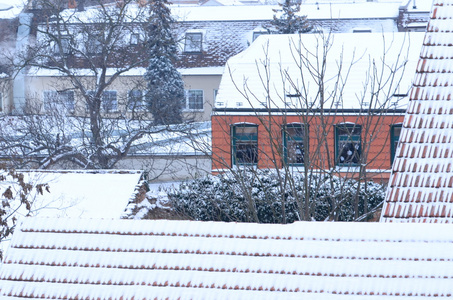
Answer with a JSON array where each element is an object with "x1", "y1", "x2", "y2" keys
[{"x1": 168, "y1": 169, "x2": 385, "y2": 223}]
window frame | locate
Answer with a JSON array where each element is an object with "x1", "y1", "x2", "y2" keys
[
  {"x1": 101, "y1": 90, "x2": 117, "y2": 112},
  {"x1": 127, "y1": 89, "x2": 145, "y2": 111},
  {"x1": 184, "y1": 32, "x2": 203, "y2": 53},
  {"x1": 185, "y1": 89, "x2": 204, "y2": 111},
  {"x1": 283, "y1": 123, "x2": 307, "y2": 166},
  {"x1": 43, "y1": 90, "x2": 75, "y2": 111},
  {"x1": 231, "y1": 124, "x2": 259, "y2": 166},
  {"x1": 87, "y1": 34, "x2": 102, "y2": 55},
  {"x1": 87, "y1": 90, "x2": 118, "y2": 112},
  {"x1": 55, "y1": 35, "x2": 71, "y2": 56},
  {"x1": 335, "y1": 123, "x2": 362, "y2": 166},
  {"x1": 390, "y1": 124, "x2": 402, "y2": 164}
]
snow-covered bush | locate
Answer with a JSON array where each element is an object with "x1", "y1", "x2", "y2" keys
[{"x1": 168, "y1": 169, "x2": 385, "y2": 223}]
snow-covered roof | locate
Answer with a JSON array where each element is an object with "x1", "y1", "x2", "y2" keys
[
  {"x1": 215, "y1": 32, "x2": 424, "y2": 112},
  {"x1": 0, "y1": 0, "x2": 24, "y2": 19},
  {"x1": 55, "y1": 0, "x2": 404, "y2": 23},
  {"x1": 381, "y1": 0, "x2": 453, "y2": 222},
  {"x1": 13, "y1": 170, "x2": 143, "y2": 219},
  {"x1": 28, "y1": 66, "x2": 224, "y2": 76},
  {"x1": 1, "y1": 218, "x2": 453, "y2": 298},
  {"x1": 171, "y1": 2, "x2": 403, "y2": 22}
]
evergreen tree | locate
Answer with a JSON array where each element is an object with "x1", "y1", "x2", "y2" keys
[
  {"x1": 270, "y1": 0, "x2": 312, "y2": 34},
  {"x1": 145, "y1": 0, "x2": 184, "y2": 125}
]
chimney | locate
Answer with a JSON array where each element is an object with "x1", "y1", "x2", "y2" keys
[
  {"x1": 77, "y1": 0, "x2": 85, "y2": 11},
  {"x1": 68, "y1": 0, "x2": 76, "y2": 9}
]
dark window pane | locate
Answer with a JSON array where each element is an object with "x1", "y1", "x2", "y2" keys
[
  {"x1": 337, "y1": 125, "x2": 361, "y2": 165},
  {"x1": 284, "y1": 125, "x2": 305, "y2": 165},
  {"x1": 187, "y1": 90, "x2": 203, "y2": 110},
  {"x1": 101, "y1": 91, "x2": 117, "y2": 111},
  {"x1": 338, "y1": 140, "x2": 361, "y2": 164},
  {"x1": 235, "y1": 142, "x2": 258, "y2": 164},
  {"x1": 128, "y1": 90, "x2": 144, "y2": 110},
  {"x1": 184, "y1": 33, "x2": 202, "y2": 52},
  {"x1": 233, "y1": 125, "x2": 258, "y2": 165}
]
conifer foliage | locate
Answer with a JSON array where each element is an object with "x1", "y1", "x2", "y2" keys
[
  {"x1": 145, "y1": 0, "x2": 184, "y2": 125},
  {"x1": 271, "y1": 0, "x2": 312, "y2": 34}
]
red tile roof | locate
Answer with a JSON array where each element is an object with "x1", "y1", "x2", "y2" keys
[
  {"x1": 1, "y1": 218, "x2": 453, "y2": 298},
  {"x1": 380, "y1": 0, "x2": 453, "y2": 223}
]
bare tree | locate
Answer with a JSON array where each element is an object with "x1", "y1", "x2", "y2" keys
[
  {"x1": 203, "y1": 32, "x2": 418, "y2": 222},
  {"x1": 0, "y1": 166, "x2": 49, "y2": 259},
  {"x1": 0, "y1": 0, "x2": 186, "y2": 169}
]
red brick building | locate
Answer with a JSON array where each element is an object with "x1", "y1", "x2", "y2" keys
[{"x1": 212, "y1": 32, "x2": 424, "y2": 182}]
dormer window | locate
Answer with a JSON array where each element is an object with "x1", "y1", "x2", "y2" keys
[{"x1": 184, "y1": 32, "x2": 202, "y2": 53}]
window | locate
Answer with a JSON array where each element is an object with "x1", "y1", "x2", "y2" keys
[
  {"x1": 127, "y1": 89, "x2": 145, "y2": 111},
  {"x1": 130, "y1": 33, "x2": 139, "y2": 45},
  {"x1": 55, "y1": 35, "x2": 71, "y2": 55},
  {"x1": 87, "y1": 90, "x2": 117, "y2": 112},
  {"x1": 232, "y1": 125, "x2": 258, "y2": 165},
  {"x1": 43, "y1": 90, "x2": 75, "y2": 111},
  {"x1": 390, "y1": 124, "x2": 402, "y2": 163},
  {"x1": 283, "y1": 124, "x2": 306, "y2": 165},
  {"x1": 101, "y1": 91, "x2": 117, "y2": 111},
  {"x1": 185, "y1": 90, "x2": 203, "y2": 110},
  {"x1": 335, "y1": 124, "x2": 361, "y2": 166},
  {"x1": 184, "y1": 32, "x2": 202, "y2": 53},
  {"x1": 87, "y1": 35, "x2": 102, "y2": 54},
  {"x1": 353, "y1": 28, "x2": 372, "y2": 33}
]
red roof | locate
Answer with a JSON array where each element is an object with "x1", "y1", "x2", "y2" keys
[{"x1": 381, "y1": 0, "x2": 453, "y2": 223}]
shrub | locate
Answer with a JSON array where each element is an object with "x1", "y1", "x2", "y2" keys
[{"x1": 168, "y1": 169, "x2": 385, "y2": 223}]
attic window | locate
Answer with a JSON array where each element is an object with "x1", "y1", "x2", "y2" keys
[
  {"x1": 184, "y1": 32, "x2": 202, "y2": 53},
  {"x1": 353, "y1": 28, "x2": 372, "y2": 33},
  {"x1": 393, "y1": 93, "x2": 408, "y2": 98},
  {"x1": 286, "y1": 93, "x2": 301, "y2": 98}
]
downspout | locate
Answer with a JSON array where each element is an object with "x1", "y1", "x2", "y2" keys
[{"x1": 12, "y1": 12, "x2": 33, "y2": 114}]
